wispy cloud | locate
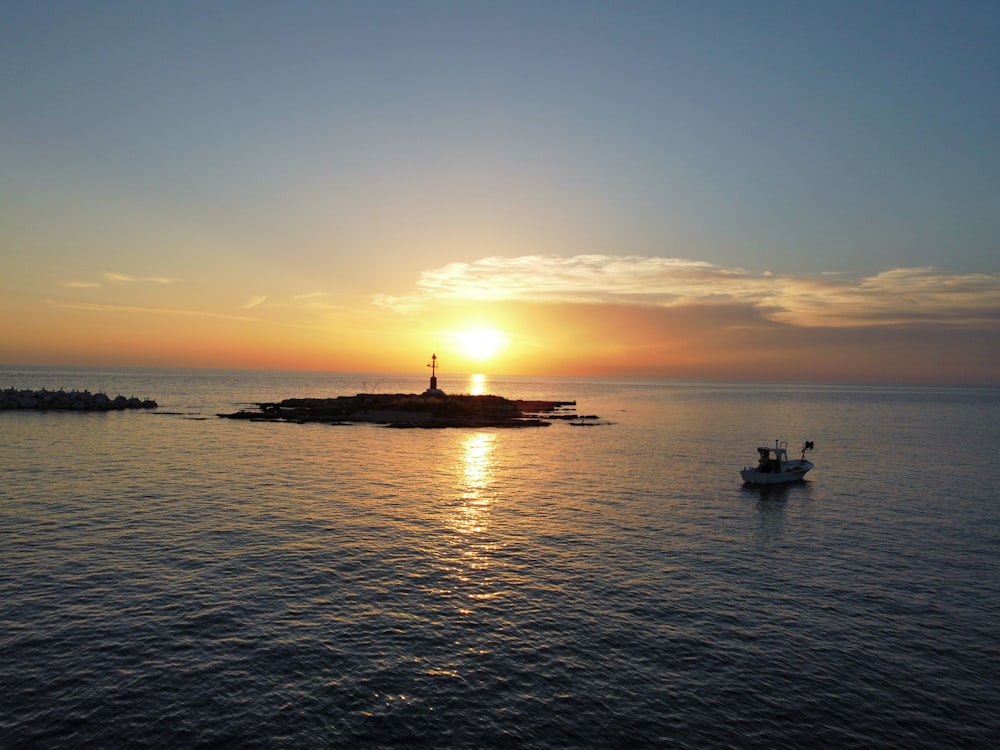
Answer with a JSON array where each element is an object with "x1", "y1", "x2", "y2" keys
[
  {"x1": 270, "y1": 291, "x2": 342, "y2": 312},
  {"x1": 233, "y1": 291, "x2": 342, "y2": 318},
  {"x1": 292, "y1": 291, "x2": 338, "y2": 305},
  {"x1": 763, "y1": 268, "x2": 1000, "y2": 326},
  {"x1": 47, "y1": 300, "x2": 257, "y2": 322},
  {"x1": 373, "y1": 255, "x2": 1000, "y2": 328},
  {"x1": 420, "y1": 255, "x2": 727, "y2": 303},
  {"x1": 60, "y1": 280, "x2": 101, "y2": 289},
  {"x1": 242, "y1": 296, "x2": 268, "y2": 309},
  {"x1": 105, "y1": 272, "x2": 178, "y2": 284}
]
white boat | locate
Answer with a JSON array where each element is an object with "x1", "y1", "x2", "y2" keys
[{"x1": 741, "y1": 440, "x2": 815, "y2": 485}]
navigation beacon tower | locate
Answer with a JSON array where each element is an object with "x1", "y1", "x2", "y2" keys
[{"x1": 424, "y1": 353, "x2": 445, "y2": 396}]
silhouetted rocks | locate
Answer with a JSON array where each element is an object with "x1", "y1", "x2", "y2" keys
[
  {"x1": 219, "y1": 393, "x2": 581, "y2": 428},
  {"x1": 0, "y1": 388, "x2": 157, "y2": 411}
]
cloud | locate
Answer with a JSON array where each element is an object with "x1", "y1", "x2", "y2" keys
[
  {"x1": 292, "y1": 291, "x2": 338, "y2": 304},
  {"x1": 415, "y1": 255, "x2": 729, "y2": 303},
  {"x1": 766, "y1": 268, "x2": 1000, "y2": 326},
  {"x1": 105, "y1": 272, "x2": 178, "y2": 284},
  {"x1": 374, "y1": 255, "x2": 1000, "y2": 328},
  {"x1": 242, "y1": 296, "x2": 268, "y2": 309},
  {"x1": 281, "y1": 291, "x2": 342, "y2": 312},
  {"x1": 47, "y1": 300, "x2": 257, "y2": 322},
  {"x1": 60, "y1": 280, "x2": 101, "y2": 289},
  {"x1": 227, "y1": 291, "x2": 344, "y2": 329}
]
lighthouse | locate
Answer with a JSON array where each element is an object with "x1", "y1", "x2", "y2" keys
[{"x1": 424, "y1": 353, "x2": 446, "y2": 396}]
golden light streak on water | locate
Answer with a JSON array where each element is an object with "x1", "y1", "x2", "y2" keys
[
  {"x1": 467, "y1": 372, "x2": 488, "y2": 395},
  {"x1": 443, "y1": 432, "x2": 501, "y2": 607}
]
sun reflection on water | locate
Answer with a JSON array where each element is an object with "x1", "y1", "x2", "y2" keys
[
  {"x1": 444, "y1": 431, "x2": 500, "y2": 610},
  {"x1": 467, "y1": 373, "x2": 488, "y2": 395},
  {"x1": 455, "y1": 431, "x2": 495, "y2": 538}
]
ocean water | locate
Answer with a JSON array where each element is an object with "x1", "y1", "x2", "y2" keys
[{"x1": 2, "y1": 367, "x2": 998, "y2": 748}]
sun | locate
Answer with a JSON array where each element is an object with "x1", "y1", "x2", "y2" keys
[{"x1": 454, "y1": 328, "x2": 509, "y2": 363}]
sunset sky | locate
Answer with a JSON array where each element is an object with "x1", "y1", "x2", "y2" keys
[{"x1": 3, "y1": 1, "x2": 999, "y2": 384}]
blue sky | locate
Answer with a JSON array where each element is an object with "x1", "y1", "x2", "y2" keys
[{"x1": 2, "y1": 1, "x2": 999, "y2": 381}]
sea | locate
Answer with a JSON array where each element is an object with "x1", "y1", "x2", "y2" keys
[{"x1": 2, "y1": 366, "x2": 998, "y2": 749}]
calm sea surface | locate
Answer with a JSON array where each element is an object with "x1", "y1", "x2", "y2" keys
[{"x1": 2, "y1": 367, "x2": 998, "y2": 748}]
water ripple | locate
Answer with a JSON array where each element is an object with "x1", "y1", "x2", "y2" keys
[{"x1": 2, "y1": 375, "x2": 999, "y2": 747}]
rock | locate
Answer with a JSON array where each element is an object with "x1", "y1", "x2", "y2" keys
[{"x1": 0, "y1": 388, "x2": 158, "y2": 412}]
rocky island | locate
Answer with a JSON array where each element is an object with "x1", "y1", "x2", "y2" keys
[
  {"x1": 219, "y1": 355, "x2": 599, "y2": 428},
  {"x1": 218, "y1": 393, "x2": 581, "y2": 428}
]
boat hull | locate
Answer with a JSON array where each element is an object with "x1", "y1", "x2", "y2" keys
[{"x1": 740, "y1": 460, "x2": 813, "y2": 485}]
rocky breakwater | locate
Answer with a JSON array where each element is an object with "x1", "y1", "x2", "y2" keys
[
  {"x1": 219, "y1": 393, "x2": 581, "y2": 428},
  {"x1": 1, "y1": 388, "x2": 158, "y2": 411}
]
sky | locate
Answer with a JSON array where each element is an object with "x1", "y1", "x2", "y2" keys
[{"x1": 2, "y1": 0, "x2": 999, "y2": 384}]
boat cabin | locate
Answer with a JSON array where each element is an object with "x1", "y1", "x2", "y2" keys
[{"x1": 754, "y1": 444, "x2": 787, "y2": 473}]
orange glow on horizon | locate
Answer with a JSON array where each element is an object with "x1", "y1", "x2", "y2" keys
[{"x1": 2, "y1": 296, "x2": 997, "y2": 385}]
